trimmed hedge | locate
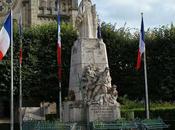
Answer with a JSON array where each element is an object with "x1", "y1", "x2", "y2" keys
[
  {"x1": 122, "y1": 108, "x2": 175, "y2": 130},
  {"x1": 122, "y1": 107, "x2": 175, "y2": 120},
  {"x1": 134, "y1": 108, "x2": 175, "y2": 120}
]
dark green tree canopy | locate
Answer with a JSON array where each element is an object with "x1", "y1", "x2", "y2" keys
[{"x1": 0, "y1": 22, "x2": 174, "y2": 103}]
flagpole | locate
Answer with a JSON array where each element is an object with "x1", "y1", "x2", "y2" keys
[
  {"x1": 57, "y1": 0, "x2": 62, "y2": 121},
  {"x1": 142, "y1": 13, "x2": 150, "y2": 119},
  {"x1": 144, "y1": 45, "x2": 150, "y2": 119},
  {"x1": 19, "y1": 9, "x2": 23, "y2": 130},
  {"x1": 19, "y1": 51, "x2": 22, "y2": 130},
  {"x1": 10, "y1": 10, "x2": 14, "y2": 130},
  {"x1": 59, "y1": 81, "x2": 62, "y2": 121}
]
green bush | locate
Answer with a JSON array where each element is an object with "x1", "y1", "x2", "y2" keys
[
  {"x1": 134, "y1": 108, "x2": 175, "y2": 120},
  {"x1": 45, "y1": 114, "x2": 57, "y2": 121},
  {"x1": 119, "y1": 95, "x2": 144, "y2": 109},
  {"x1": 1, "y1": 22, "x2": 175, "y2": 102},
  {"x1": 121, "y1": 97, "x2": 175, "y2": 120},
  {"x1": 121, "y1": 110, "x2": 135, "y2": 120}
]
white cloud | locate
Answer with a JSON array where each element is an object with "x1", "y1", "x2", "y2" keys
[{"x1": 78, "y1": 0, "x2": 175, "y2": 29}]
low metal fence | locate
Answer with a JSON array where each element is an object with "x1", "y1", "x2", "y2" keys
[
  {"x1": 22, "y1": 118, "x2": 169, "y2": 130},
  {"x1": 23, "y1": 121, "x2": 73, "y2": 130}
]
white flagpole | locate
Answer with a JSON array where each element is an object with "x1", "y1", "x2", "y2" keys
[
  {"x1": 19, "y1": 9, "x2": 23, "y2": 130},
  {"x1": 59, "y1": 81, "x2": 62, "y2": 121},
  {"x1": 57, "y1": 0, "x2": 62, "y2": 121},
  {"x1": 142, "y1": 13, "x2": 150, "y2": 119},
  {"x1": 19, "y1": 50, "x2": 22, "y2": 130},
  {"x1": 10, "y1": 10, "x2": 14, "y2": 130},
  {"x1": 144, "y1": 47, "x2": 150, "y2": 119}
]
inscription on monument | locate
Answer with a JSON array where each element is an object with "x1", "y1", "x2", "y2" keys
[
  {"x1": 92, "y1": 107, "x2": 114, "y2": 119},
  {"x1": 88, "y1": 105, "x2": 119, "y2": 122}
]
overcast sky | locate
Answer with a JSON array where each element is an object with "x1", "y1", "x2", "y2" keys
[{"x1": 78, "y1": 0, "x2": 175, "y2": 30}]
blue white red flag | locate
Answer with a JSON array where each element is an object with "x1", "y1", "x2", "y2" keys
[
  {"x1": 136, "y1": 15, "x2": 145, "y2": 70},
  {"x1": 97, "y1": 20, "x2": 102, "y2": 39},
  {"x1": 57, "y1": 14, "x2": 62, "y2": 81},
  {"x1": 18, "y1": 13, "x2": 23, "y2": 64},
  {"x1": 18, "y1": 14, "x2": 22, "y2": 37},
  {"x1": 0, "y1": 12, "x2": 11, "y2": 61}
]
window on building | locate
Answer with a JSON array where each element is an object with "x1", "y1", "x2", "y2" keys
[
  {"x1": 39, "y1": 8, "x2": 44, "y2": 15},
  {"x1": 39, "y1": 0, "x2": 47, "y2": 8},
  {"x1": 0, "y1": 1, "x2": 2, "y2": 11},
  {"x1": 6, "y1": 0, "x2": 11, "y2": 4},
  {"x1": 47, "y1": 1, "x2": 51, "y2": 9},
  {"x1": 39, "y1": 0, "x2": 47, "y2": 15},
  {"x1": 62, "y1": 2, "x2": 66, "y2": 12},
  {"x1": 55, "y1": 0, "x2": 58, "y2": 11},
  {"x1": 72, "y1": 0, "x2": 78, "y2": 9}
]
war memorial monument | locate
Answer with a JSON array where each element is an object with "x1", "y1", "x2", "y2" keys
[
  {"x1": 0, "y1": 0, "x2": 121, "y2": 129},
  {"x1": 63, "y1": 0, "x2": 121, "y2": 124}
]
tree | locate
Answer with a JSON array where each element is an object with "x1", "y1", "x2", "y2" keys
[
  {"x1": 0, "y1": 22, "x2": 77, "y2": 103},
  {"x1": 0, "y1": 22, "x2": 175, "y2": 103}
]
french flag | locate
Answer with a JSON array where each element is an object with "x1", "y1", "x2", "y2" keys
[
  {"x1": 136, "y1": 15, "x2": 145, "y2": 70},
  {"x1": 0, "y1": 13, "x2": 11, "y2": 61},
  {"x1": 97, "y1": 20, "x2": 102, "y2": 39},
  {"x1": 18, "y1": 14, "x2": 23, "y2": 65},
  {"x1": 57, "y1": 14, "x2": 62, "y2": 81}
]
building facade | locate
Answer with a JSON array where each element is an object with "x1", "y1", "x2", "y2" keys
[
  {"x1": 0, "y1": 0, "x2": 78, "y2": 27},
  {"x1": 0, "y1": 0, "x2": 78, "y2": 124}
]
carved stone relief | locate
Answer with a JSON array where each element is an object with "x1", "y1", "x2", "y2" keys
[{"x1": 81, "y1": 64, "x2": 119, "y2": 106}]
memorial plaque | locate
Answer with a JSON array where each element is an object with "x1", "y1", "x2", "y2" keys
[
  {"x1": 88, "y1": 105, "x2": 120, "y2": 122},
  {"x1": 63, "y1": 102, "x2": 86, "y2": 122}
]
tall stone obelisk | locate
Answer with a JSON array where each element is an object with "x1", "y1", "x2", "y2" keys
[
  {"x1": 69, "y1": 0, "x2": 109, "y2": 101},
  {"x1": 63, "y1": 0, "x2": 120, "y2": 124}
]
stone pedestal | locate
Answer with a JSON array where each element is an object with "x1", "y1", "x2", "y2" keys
[
  {"x1": 63, "y1": 102, "x2": 121, "y2": 123},
  {"x1": 69, "y1": 38, "x2": 109, "y2": 101},
  {"x1": 87, "y1": 105, "x2": 121, "y2": 122},
  {"x1": 63, "y1": 101, "x2": 86, "y2": 123},
  {"x1": 65, "y1": 38, "x2": 121, "y2": 124}
]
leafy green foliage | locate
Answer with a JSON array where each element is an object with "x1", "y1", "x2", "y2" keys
[
  {"x1": 120, "y1": 96, "x2": 175, "y2": 111},
  {"x1": 134, "y1": 108, "x2": 175, "y2": 120},
  {"x1": 101, "y1": 23, "x2": 175, "y2": 101},
  {"x1": 0, "y1": 22, "x2": 174, "y2": 103},
  {"x1": 121, "y1": 107, "x2": 175, "y2": 129},
  {"x1": 0, "y1": 22, "x2": 77, "y2": 102}
]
